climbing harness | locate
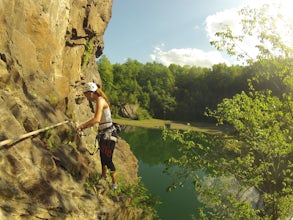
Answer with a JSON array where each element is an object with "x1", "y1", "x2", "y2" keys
[
  {"x1": 112, "y1": 122, "x2": 121, "y2": 134},
  {"x1": 88, "y1": 123, "x2": 119, "y2": 155}
]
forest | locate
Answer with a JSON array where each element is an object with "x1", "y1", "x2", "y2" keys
[{"x1": 97, "y1": 56, "x2": 284, "y2": 122}]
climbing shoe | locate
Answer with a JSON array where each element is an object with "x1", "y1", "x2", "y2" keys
[{"x1": 112, "y1": 184, "x2": 118, "y2": 190}]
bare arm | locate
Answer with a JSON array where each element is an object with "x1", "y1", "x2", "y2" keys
[{"x1": 77, "y1": 98, "x2": 105, "y2": 131}]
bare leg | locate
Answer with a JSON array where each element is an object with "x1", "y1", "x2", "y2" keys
[
  {"x1": 110, "y1": 171, "x2": 117, "y2": 185},
  {"x1": 101, "y1": 165, "x2": 107, "y2": 178}
]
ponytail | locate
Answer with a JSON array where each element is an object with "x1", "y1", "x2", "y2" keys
[{"x1": 96, "y1": 88, "x2": 111, "y2": 108}]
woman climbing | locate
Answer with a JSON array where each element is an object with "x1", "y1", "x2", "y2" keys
[{"x1": 77, "y1": 82, "x2": 118, "y2": 190}]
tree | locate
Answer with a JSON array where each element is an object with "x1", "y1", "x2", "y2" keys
[
  {"x1": 97, "y1": 55, "x2": 113, "y2": 94},
  {"x1": 111, "y1": 59, "x2": 146, "y2": 118},
  {"x1": 138, "y1": 62, "x2": 176, "y2": 119},
  {"x1": 164, "y1": 3, "x2": 293, "y2": 219},
  {"x1": 170, "y1": 64, "x2": 249, "y2": 121},
  {"x1": 171, "y1": 65, "x2": 208, "y2": 121}
]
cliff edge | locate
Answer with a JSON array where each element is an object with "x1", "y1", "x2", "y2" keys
[{"x1": 0, "y1": 0, "x2": 147, "y2": 219}]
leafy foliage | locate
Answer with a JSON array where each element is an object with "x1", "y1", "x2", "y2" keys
[
  {"x1": 162, "y1": 3, "x2": 293, "y2": 220},
  {"x1": 97, "y1": 55, "x2": 113, "y2": 93},
  {"x1": 116, "y1": 177, "x2": 161, "y2": 217},
  {"x1": 85, "y1": 173, "x2": 160, "y2": 219},
  {"x1": 97, "y1": 56, "x2": 283, "y2": 121}
]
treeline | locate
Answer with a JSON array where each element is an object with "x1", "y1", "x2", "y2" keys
[{"x1": 97, "y1": 55, "x2": 283, "y2": 122}]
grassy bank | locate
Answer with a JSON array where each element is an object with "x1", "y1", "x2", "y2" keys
[{"x1": 113, "y1": 118, "x2": 230, "y2": 135}]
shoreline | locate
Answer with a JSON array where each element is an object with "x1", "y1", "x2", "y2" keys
[{"x1": 113, "y1": 118, "x2": 230, "y2": 135}]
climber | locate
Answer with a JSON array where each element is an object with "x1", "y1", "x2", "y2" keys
[{"x1": 77, "y1": 82, "x2": 118, "y2": 190}]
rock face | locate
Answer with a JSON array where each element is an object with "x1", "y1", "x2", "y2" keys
[{"x1": 0, "y1": 0, "x2": 146, "y2": 219}]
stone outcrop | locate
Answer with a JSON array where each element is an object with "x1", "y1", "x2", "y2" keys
[{"x1": 0, "y1": 0, "x2": 147, "y2": 219}]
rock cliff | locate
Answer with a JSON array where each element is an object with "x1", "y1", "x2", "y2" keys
[{"x1": 0, "y1": 0, "x2": 147, "y2": 219}]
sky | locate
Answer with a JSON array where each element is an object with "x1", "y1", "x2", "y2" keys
[{"x1": 102, "y1": 0, "x2": 293, "y2": 68}]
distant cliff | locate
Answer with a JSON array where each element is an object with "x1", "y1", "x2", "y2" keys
[{"x1": 0, "y1": 0, "x2": 148, "y2": 219}]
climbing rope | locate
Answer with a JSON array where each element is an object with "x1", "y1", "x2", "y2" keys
[{"x1": 0, "y1": 120, "x2": 70, "y2": 148}]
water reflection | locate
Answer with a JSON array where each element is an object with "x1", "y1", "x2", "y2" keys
[
  {"x1": 121, "y1": 126, "x2": 180, "y2": 165},
  {"x1": 120, "y1": 126, "x2": 203, "y2": 220}
]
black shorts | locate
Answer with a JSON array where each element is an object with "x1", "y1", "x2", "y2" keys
[{"x1": 98, "y1": 131, "x2": 117, "y2": 172}]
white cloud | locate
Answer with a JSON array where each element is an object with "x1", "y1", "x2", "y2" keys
[
  {"x1": 150, "y1": 0, "x2": 293, "y2": 68},
  {"x1": 205, "y1": 8, "x2": 259, "y2": 63},
  {"x1": 205, "y1": 0, "x2": 293, "y2": 62},
  {"x1": 205, "y1": 9, "x2": 241, "y2": 41},
  {"x1": 150, "y1": 46, "x2": 230, "y2": 68}
]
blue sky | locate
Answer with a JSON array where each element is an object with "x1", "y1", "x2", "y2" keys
[{"x1": 102, "y1": 0, "x2": 293, "y2": 67}]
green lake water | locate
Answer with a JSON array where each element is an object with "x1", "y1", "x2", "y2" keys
[{"x1": 120, "y1": 126, "x2": 204, "y2": 220}]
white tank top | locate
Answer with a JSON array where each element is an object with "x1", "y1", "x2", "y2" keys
[{"x1": 99, "y1": 106, "x2": 113, "y2": 130}]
